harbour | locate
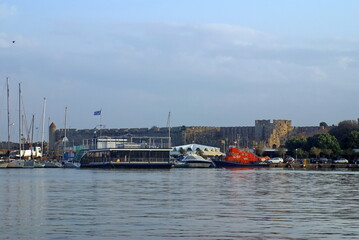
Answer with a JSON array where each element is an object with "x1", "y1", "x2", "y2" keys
[
  {"x1": 1, "y1": 167, "x2": 359, "y2": 239},
  {"x1": 2, "y1": 2, "x2": 359, "y2": 239}
]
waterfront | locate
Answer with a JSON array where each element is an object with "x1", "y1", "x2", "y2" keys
[{"x1": 1, "y1": 168, "x2": 359, "y2": 239}]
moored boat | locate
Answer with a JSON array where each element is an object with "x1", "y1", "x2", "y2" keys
[
  {"x1": 212, "y1": 142, "x2": 269, "y2": 168},
  {"x1": 43, "y1": 161, "x2": 62, "y2": 168},
  {"x1": 23, "y1": 160, "x2": 35, "y2": 168},
  {"x1": 34, "y1": 161, "x2": 45, "y2": 168},
  {"x1": 79, "y1": 137, "x2": 173, "y2": 169},
  {"x1": 7, "y1": 159, "x2": 25, "y2": 168},
  {"x1": 62, "y1": 159, "x2": 80, "y2": 168},
  {"x1": 175, "y1": 154, "x2": 214, "y2": 168},
  {"x1": 0, "y1": 160, "x2": 8, "y2": 168}
]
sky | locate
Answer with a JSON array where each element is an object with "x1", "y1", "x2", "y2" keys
[{"x1": 1, "y1": 0, "x2": 359, "y2": 141}]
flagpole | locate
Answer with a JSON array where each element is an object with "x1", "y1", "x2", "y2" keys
[{"x1": 93, "y1": 109, "x2": 103, "y2": 137}]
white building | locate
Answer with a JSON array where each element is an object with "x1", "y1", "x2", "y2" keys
[{"x1": 171, "y1": 143, "x2": 223, "y2": 157}]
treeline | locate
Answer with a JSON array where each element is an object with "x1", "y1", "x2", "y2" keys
[{"x1": 285, "y1": 120, "x2": 359, "y2": 159}]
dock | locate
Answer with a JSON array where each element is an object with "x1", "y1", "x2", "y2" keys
[{"x1": 269, "y1": 163, "x2": 359, "y2": 170}]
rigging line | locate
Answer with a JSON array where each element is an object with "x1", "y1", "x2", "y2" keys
[
  {"x1": 19, "y1": 88, "x2": 33, "y2": 143},
  {"x1": 0, "y1": 79, "x2": 8, "y2": 115}
]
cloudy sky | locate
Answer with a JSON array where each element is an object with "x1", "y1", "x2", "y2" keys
[{"x1": 1, "y1": 0, "x2": 359, "y2": 141}]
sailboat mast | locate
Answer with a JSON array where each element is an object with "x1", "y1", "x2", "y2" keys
[
  {"x1": 31, "y1": 114, "x2": 34, "y2": 158},
  {"x1": 41, "y1": 97, "x2": 46, "y2": 159},
  {"x1": 19, "y1": 83, "x2": 22, "y2": 160},
  {"x1": 6, "y1": 77, "x2": 10, "y2": 155},
  {"x1": 64, "y1": 106, "x2": 67, "y2": 149}
]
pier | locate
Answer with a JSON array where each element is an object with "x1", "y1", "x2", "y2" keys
[{"x1": 269, "y1": 163, "x2": 359, "y2": 170}]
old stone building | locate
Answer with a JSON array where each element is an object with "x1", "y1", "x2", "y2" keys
[{"x1": 49, "y1": 119, "x2": 328, "y2": 152}]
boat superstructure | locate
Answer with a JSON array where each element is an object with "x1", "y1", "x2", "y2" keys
[{"x1": 79, "y1": 137, "x2": 173, "y2": 169}]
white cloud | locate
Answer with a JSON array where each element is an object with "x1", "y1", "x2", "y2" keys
[
  {"x1": 338, "y1": 56, "x2": 355, "y2": 69},
  {"x1": 0, "y1": 3, "x2": 17, "y2": 19},
  {"x1": 0, "y1": 33, "x2": 10, "y2": 48},
  {"x1": 2, "y1": 21, "x2": 359, "y2": 129}
]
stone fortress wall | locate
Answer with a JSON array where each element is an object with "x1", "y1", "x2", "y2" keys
[{"x1": 49, "y1": 120, "x2": 329, "y2": 151}]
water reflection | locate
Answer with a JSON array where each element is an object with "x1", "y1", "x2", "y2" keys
[{"x1": 1, "y1": 168, "x2": 359, "y2": 239}]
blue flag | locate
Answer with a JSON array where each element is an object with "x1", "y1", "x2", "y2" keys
[{"x1": 94, "y1": 110, "x2": 101, "y2": 116}]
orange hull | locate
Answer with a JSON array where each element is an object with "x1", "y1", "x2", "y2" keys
[{"x1": 223, "y1": 143, "x2": 263, "y2": 164}]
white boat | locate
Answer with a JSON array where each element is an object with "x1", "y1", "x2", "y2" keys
[
  {"x1": 175, "y1": 154, "x2": 214, "y2": 168},
  {"x1": 62, "y1": 159, "x2": 80, "y2": 168},
  {"x1": 23, "y1": 160, "x2": 35, "y2": 168},
  {"x1": 34, "y1": 161, "x2": 45, "y2": 168},
  {"x1": 43, "y1": 161, "x2": 62, "y2": 168},
  {"x1": 10, "y1": 147, "x2": 43, "y2": 159},
  {"x1": 7, "y1": 159, "x2": 25, "y2": 168},
  {"x1": 0, "y1": 160, "x2": 8, "y2": 168}
]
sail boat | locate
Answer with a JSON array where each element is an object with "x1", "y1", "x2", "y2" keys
[
  {"x1": 18, "y1": 83, "x2": 37, "y2": 168},
  {"x1": 7, "y1": 80, "x2": 24, "y2": 168},
  {"x1": 61, "y1": 107, "x2": 80, "y2": 168},
  {"x1": 0, "y1": 79, "x2": 9, "y2": 168},
  {"x1": 0, "y1": 159, "x2": 8, "y2": 168}
]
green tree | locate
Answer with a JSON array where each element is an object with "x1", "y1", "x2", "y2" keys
[
  {"x1": 307, "y1": 133, "x2": 341, "y2": 154},
  {"x1": 343, "y1": 149, "x2": 355, "y2": 159},
  {"x1": 285, "y1": 137, "x2": 307, "y2": 155},
  {"x1": 347, "y1": 131, "x2": 359, "y2": 149},
  {"x1": 296, "y1": 148, "x2": 308, "y2": 159},
  {"x1": 322, "y1": 149, "x2": 333, "y2": 158},
  {"x1": 254, "y1": 141, "x2": 265, "y2": 156},
  {"x1": 330, "y1": 120, "x2": 359, "y2": 148},
  {"x1": 277, "y1": 147, "x2": 286, "y2": 158},
  {"x1": 320, "y1": 122, "x2": 328, "y2": 128},
  {"x1": 310, "y1": 147, "x2": 321, "y2": 158}
]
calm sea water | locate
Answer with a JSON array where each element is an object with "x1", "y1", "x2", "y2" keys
[{"x1": 1, "y1": 168, "x2": 359, "y2": 240}]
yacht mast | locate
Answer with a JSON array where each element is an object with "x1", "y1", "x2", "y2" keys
[
  {"x1": 41, "y1": 97, "x2": 46, "y2": 159},
  {"x1": 64, "y1": 106, "x2": 67, "y2": 153},
  {"x1": 19, "y1": 83, "x2": 22, "y2": 160},
  {"x1": 6, "y1": 78, "x2": 10, "y2": 157}
]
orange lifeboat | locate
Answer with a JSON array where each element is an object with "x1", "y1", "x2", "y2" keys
[
  {"x1": 224, "y1": 143, "x2": 260, "y2": 163},
  {"x1": 213, "y1": 142, "x2": 269, "y2": 168}
]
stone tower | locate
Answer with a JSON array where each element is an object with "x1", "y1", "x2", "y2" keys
[
  {"x1": 254, "y1": 120, "x2": 293, "y2": 148},
  {"x1": 49, "y1": 122, "x2": 56, "y2": 151}
]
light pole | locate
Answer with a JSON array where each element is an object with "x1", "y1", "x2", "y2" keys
[{"x1": 295, "y1": 148, "x2": 298, "y2": 162}]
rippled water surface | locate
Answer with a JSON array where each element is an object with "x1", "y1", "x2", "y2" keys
[{"x1": 1, "y1": 168, "x2": 359, "y2": 239}]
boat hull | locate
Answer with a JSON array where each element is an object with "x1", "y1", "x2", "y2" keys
[
  {"x1": 34, "y1": 161, "x2": 45, "y2": 168},
  {"x1": 7, "y1": 159, "x2": 25, "y2": 168},
  {"x1": 81, "y1": 162, "x2": 173, "y2": 169},
  {"x1": 23, "y1": 160, "x2": 35, "y2": 168},
  {"x1": 0, "y1": 161, "x2": 8, "y2": 168},
  {"x1": 62, "y1": 161, "x2": 81, "y2": 168},
  {"x1": 43, "y1": 161, "x2": 63, "y2": 168},
  {"x1": 175, "y1": 161, "x2": 213, "y2": 168},
  {"x1": 213, "y1": 160, "x2": 269, "y2": 168}
]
